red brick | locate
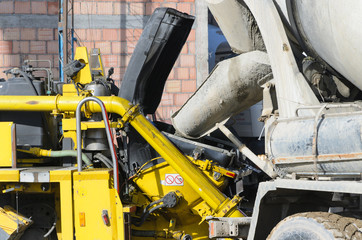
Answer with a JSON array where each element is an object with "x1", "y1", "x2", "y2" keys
[
  {"x1": 181, "y1": 80, "x2": 196, "y2": 92},
  {"x1": 159, "y1": 93, "x2": 174, "y2": 106},
  {"x1": 168, "y1": 69, "x2": 175, "y2": 79},
  {"x1": 12, "y1": 41, "x2": 20, "y2": 54},
  {"x1": 54, "y1": 29, "x2": 59, "y2": 40},
  {"x1": 95, "y1": 41, "x2": 111, "y2": 54},
  {"x1": 75, "y1": 29, "x2": 87, "y2": 41},
  {"x1": 47, "y1": 41, "x2": 58, "y2": 54},
  {"x1": 162, "y1": 106, "x2": 179, "y2": 120},
  {"x1": 133, "y1": 29, "x2": 142, "y2": 40},
  {"x1": 21, "y1": 28, "x2": 36, "y2": 40},
  {"x1": 174, "y1": 93, "x2": 191, "y2": 106},
  {"x1": 33, "y1": 71, "x2": 47, "y2": 79},
  {"x1": 103, "y1": 29, "x2": 119, "y2": 41},
  {"x1": 87, "y1": 29, "x2": 102, "y2": 41},
  {"x1": 151, "y1": 0, "x2": 164, "y2": 3},
  {"x1": 0, "y1": 29, "x2": 3, "y2": 41},
  {"x1": 20, "y1": 41, "x2": 30, "y2": 53},
  {"x1": 31, "y1": 2, "x2": 47, "y2": 14},
  {"x1": 53, "y1": 55, "x2": 59, "y2": 68},
  {"x1": 52, "y1": 68, "x2": 59, "y2": 81},
  {"x1": 154, "y1": 107, "x2": 165, "y2": 120},
  {"x1": 161, "y1": 3, "x2": 176, "y2": 9},
  {"x1": 181, "y1": 44, "x2": 188, "y2": 54},
  {"x1": 0, "y1": 41, "x2": 13, "y2": 54},
  {"x1": 183, "y1": 0, "x2": 194, "y2": 3},
  {"x1": 80, "y1": 2, "x2": 96, "y2": 15},
  {"x1": 97, "y1": 2, "x2": 113, "y2": 15},
  {"x1": 189, "y1": 67, "x2": 196, "y2": 80},
  {"x1": 30, "y1": 41, "x2": 46, "y2": 54},
  {"x1": 125, "y1": 29, "x2": 134, "y2": 41},
  {"x1": 37, "y1": 55, "x2": 53, "y2": 68},
  {"x1": 102, "y1": 55, "x2": 118, "y2": 67},
  {"x1": 38, "y1": 28, "x2": 54, "y2": 41},
  {"x1": 113, "y1": 2, "x2": 127, "y2": 15},
  {"x1": 127, "y1": 41, "x2": 137, "y2": 54},
  {"x1": 177, "y1": 3, "x2": 191, "y2": 14},
  {"x1": 4, "y1": 55, "x2": 20, "y2": 67},
  {"x1": 73, "y1": 2, "x2": 81, "y2": 14},
  {"x1": 82, "y1": 42, "x2": 95, "y2": 50},
  {"x1": 119, "y1": 55, "x2": 130, "y2": 67},
  {"x1": 180, "y1": 55, "x2": 195, "y2": 67},
  {"x1": 4, "y1": 28, "x2": 20, "y2": 41},
  {"x1": 129, "y1": 3, "x2": 144, "y2": 15},
  {"x1": 111, "y1": 42, "x2": 126, "y2": 54},
  {"x1": 165, "y1": 80, "x2": 181, "y2": 93},
  {"x1": 188, "y1": 41, "x2": 195, "y2": 54},
  {"x1": 47, "y1": 2, "x2": 58, "y2": 15},
  {"x1": 15, "y1": 1, "x2": 30, "y2": 14},
  {"x1": 177, "y1": 67, "x2": 189, "y2": 80},
  {"x1": 120, "y1": 29, "x2": 128, "y2": 41},
  {"x1": 187, "y1": 30, "x2": 195, "y2": 41},
  {"x1": 0, "y1": 1, "x2": 14, "y2": 14},
  {"x1": 125, "y1": 55, "x2": 132, "y2": 66},
  {"x1": 146, "y1": 3, "x2": 161, "y2": 15},
  {"x1": 24, "y1": 55, "x2": 37, "y2": 61},
  {"x1": 112, "y1": 67, "x2": 126, "y2": 81}
]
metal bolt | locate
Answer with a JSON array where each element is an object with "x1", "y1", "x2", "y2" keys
[{"x1": 213, "y1": 172, "x2": 221, "y2": 181}]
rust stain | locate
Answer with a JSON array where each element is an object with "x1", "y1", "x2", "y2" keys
[
  {"x1": 26, "y1": 101, "x2": 39, "y2": 105},
  {"x1": 274, "y1": 152, "x2": 362, "y2": 163}
]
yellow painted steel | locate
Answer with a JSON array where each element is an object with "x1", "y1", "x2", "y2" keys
[
  {"x1": 0, "y1": 122, "x2": 16, "y2": 168},
  {"x1": 0, "y1": 170, "x2": 19, "y2": 182},
  {"x1": 62, "y1": 118, "x2": 119, "y2": 131},
  {"x1": 0, "y1": 205, "x2": 32, "y2": 238},
  {"x1": 17, "y1": 147, "x2": 52, "y2": 157},
  {"x1": 132, "y1": 161, "x2": 229, "y2": 225},
  {"x1": 50, "y1": 168, "x2": 76, "y2": 240},
  {"x1": 74, "y1": 47, "x2": 93, "y2": 84},
  {"x1": 73, "y1": 169, "x2": 124, "y2": 239},
  {"x1": 0, "y1": 95, "x2": 244, "y2": 218}
]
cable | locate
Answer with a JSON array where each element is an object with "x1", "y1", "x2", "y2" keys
[
  {"x1": 94, "y1": 153, "x2": 113, "y2": 168},
  {"x1": 132, "y1": 203, "x2": 166, "y2": 227}
]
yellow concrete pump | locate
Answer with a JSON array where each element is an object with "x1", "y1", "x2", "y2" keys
[
  {"x1": 7, "y1": 1, "x2": 362, "y2": 239},
  {"x1": 0, "y1": 8, "x2": 249, "y2": 240}
]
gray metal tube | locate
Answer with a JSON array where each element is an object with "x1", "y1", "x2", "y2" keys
[
  {"x1": 171, "y1": 51, "x2": 271, "y2": 139},
  {"x1": 206, "y1": 0, "x2": 265, "y2": 53},
  {"x1": 76, "y1": 97, "x2": 119, "y2": 193}
]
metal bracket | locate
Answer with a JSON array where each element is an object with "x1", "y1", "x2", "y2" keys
[{"x1": 118, "y1": 104, "x2": 140, "y2": 128}]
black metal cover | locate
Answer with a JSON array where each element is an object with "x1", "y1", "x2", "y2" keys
[{"x1": 119, "y1": 8, "x2": 195, "y2": 114}]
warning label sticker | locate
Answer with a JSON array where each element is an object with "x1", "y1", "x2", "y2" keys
[{"x1": 161, "y1": 174, "x2": 184, "y2": 186}]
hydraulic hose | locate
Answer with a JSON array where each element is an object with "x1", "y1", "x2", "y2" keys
[
  {"x1": 94, "y1": 153, "x2": 113, "y2": 168},
  {"x1": 18, "y1": 148, "x2": 93, "y2": 168}
]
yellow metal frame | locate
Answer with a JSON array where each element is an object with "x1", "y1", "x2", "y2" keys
[
  {"x1": 73, "y1": 170, "x2": 124, "y2": 239},
  {"x1": 0, "y1": 122, "x2": 16, "y2": 168},
  {"x1": 0, "y1": 95, "x2": 244, "y2": 220},
  {"x1": 74, "y1": 47, "x2": 93, "y2": 85}
]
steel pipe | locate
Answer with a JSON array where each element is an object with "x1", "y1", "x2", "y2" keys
[{"x1": 75, "y1": 97, "x2": 119, "y2": 193}]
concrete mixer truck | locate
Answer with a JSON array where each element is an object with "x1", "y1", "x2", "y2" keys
[{"x1": 0, "y1": 0, "x2": 362, "y2": 239}]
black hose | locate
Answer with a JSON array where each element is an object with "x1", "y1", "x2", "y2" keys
[
  {"x1": 132, "y1": 230, "x2": 166, "y2": 238},
  {"x1": 132, "y1": 203, "x2": 166, "y2": 227},
  {"x1": 17, "y1": 69, "x2": 39, "y2": 95}
]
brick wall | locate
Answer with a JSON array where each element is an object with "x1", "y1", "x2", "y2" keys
[
  {"x1": 0, "y1": 0, "x2": 198, "y2": 123},
  {"x1": 0, "y1": 0, "x2": 59, "y2": 79}
]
